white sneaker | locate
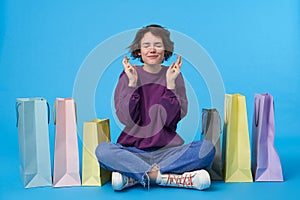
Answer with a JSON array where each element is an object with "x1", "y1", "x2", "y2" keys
[
  {"x1": 156, "y1": 170, "x2": 211, "y2": 190},
  {"x1": 111, "y1": 172, "x2": 139, "y2": 191}
]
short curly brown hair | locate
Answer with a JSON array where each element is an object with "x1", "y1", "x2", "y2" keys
[{"x1": 128, "y1": 24, "x2": 174, "y2": 63}]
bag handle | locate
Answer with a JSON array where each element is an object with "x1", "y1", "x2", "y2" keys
[
  {"x1": 52, "y1": 101, "x2": 56, "y2": 125},
  {"x1": 16, "y1": 102, "x2": 21, "y2": 127},
  {"x1": 46, "y1": 101, "x2": 50, "y2": 124},
  {"x1": 201, "y1": 109, "x2": 205, "y2": 135},
  {"x1": 218, "y1": 112, "x2": 222, "y2": 133},
  {"x1": 254, "y1": 96, "x2": 260, "y2": 127},
  {"x1": 74, "y1": 101, "x2": 77, "y2": 124},
  {"x1": 224, "y1": 95, "x2": 229, "y2": 124}
]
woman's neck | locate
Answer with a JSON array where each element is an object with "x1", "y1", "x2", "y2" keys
[{"x1": 143, "y1": 64, "x2": 162, "y2": 74}]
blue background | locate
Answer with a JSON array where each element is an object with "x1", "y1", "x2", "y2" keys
[{"x1": 1, "y1": 0, "x2": 299, "y2": 199}]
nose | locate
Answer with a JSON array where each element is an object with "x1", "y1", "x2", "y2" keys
[{"x1": 149, "y1": 46, "x2": 156, "y2": 53}]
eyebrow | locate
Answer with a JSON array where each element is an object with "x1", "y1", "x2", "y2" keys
[{"x1": 141, "y1": 42, "x2": 163, "y2": 45}]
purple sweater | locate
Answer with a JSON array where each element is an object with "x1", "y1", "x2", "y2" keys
[{"x1": 114, "y1": 66, "x2": 188, "y2": 149}]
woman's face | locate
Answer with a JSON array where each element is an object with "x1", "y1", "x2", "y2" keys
[{"x1": 140, "y1": 32, "x2": 165, "y2": 65}]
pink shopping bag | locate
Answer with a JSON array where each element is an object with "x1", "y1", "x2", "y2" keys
[{"x1": 53, "y1": 98, "x2": 81, "y2": 187}]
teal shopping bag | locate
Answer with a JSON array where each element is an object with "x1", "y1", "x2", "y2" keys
[{"x1": 16, "y1": 98, "x2": 52, "y2": 188}]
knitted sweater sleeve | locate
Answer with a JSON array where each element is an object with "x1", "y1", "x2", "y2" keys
[
  {"x1": 159, "y1": 73, "x2": 188, "y2": 131},
  {"x1": 114, "y1": 71, "x2": 141, "y2": 127}
]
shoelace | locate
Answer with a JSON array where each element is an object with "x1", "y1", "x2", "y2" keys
[{"x1": 165, "y1": 173, "x2": 194, "y2": 187}]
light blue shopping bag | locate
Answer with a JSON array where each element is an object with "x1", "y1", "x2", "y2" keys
[{"x1": 16, "y1": 98, "x2": 52, "y2": 188}]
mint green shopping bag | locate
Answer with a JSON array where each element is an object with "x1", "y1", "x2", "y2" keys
[{"x1": 16, "y1": 98, "x2": 52, "y2": 188}]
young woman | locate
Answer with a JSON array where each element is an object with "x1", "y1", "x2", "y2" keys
[{"x1": 96, "y1": 24, "x2": 215, "y2": 191}]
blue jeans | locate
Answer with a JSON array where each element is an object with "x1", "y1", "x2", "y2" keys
[{"x1": 95, "y1": 140, "x2": 215, "y2": 187}]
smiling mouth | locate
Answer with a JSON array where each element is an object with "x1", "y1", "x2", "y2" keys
[{"x1": 147, "y1": 55, "x2": 159, "y2": 59}]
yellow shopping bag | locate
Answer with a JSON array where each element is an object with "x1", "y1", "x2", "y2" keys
[
  {"x1": 82, "y1": 119, "x2": 111, "y2": 186},
  {"x1": 223, "y1": 94, "x2": 253, "y2": 182}
]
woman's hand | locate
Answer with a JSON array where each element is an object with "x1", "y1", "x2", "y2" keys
[
  {"x1": 122, "y1": 55, "x2": 138, "y2": 87},
  {"x1": 166, "y1": 55, "x2": 182, "y2": 89}
]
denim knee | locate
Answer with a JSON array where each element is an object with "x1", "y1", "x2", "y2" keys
[{"x1": 95, "y1": 142, "x2": 114, "y2": 163}]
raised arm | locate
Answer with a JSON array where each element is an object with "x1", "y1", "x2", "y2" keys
[
  {"x1": 114, "y1": 56, "x2": 141, "y2": 127},
  {"x1": 160, "y1": 56, "x2": 188, "y2": 130},
  {"x1": 159, "y1": 73, "x2": 188, "y2": 130}
]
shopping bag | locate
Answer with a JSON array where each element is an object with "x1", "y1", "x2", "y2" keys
[
  {"x1": 201, "y1": 108, "x2": 223, "y2": 180},
  {"x1": 16, "y1": 98, "x2": 52, "y2": 188},
  {"x1": 252, "y1": 93, "x2": 283, "y2": 181},
  {"x1": 82, "y1": 119, "x2": 111, "y2": 186},
  {"x1": 223, "y1": 94, "x2": 253, "y2": 182},
  {"x1": 53, "y1": 98, "x2": 81, "y2": 187}
]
